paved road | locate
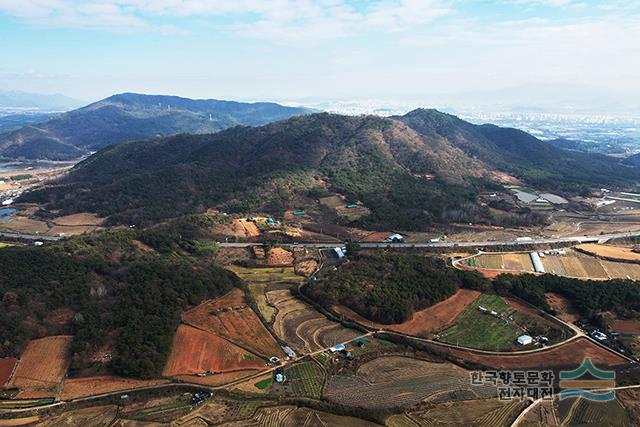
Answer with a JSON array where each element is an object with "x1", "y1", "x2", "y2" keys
[
  {"x1": 0, "y1": 231, "x2": 60, "y2": 241},
  {"x1": 218, "y1": 230, "x2": 640, "y2": 249}
]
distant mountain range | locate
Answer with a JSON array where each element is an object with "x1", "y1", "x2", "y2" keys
[
  {"x1": 0, "y1": 93, "x2": 313, "y2": 161},
  {"x1": 25, "y1": 109, "x2": 640, "y2": 229},
  {"x1": 0, "y1": 90, "x2": 82, "y2": 111}
]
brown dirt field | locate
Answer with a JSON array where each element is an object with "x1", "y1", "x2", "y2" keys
[
  {"x1": 231, "y1": 219, "x2": 260, "y2": 237},
  {"x1": 230, "y1": 372, "x2": 272, "y2": 395},
  {"x1": 182, "y1": 289, "x2": 282, "y2": 357},
  {"x1": 46, "y1": 225, "x2": 98, "y2": 236},
  {"x1": 51, "y1": 213, "x2": 104, "y2": 226},
  {"x1": 0, "y1": 358, "x2": 17, "y2": 387},
  {"x1": 0, "y1": 417, "x2": 41, "y2": 426},
  {"x1": 294, "y1": 258, "x2": 319, "y2": 277},
  {"x1": 334, "y1": 289, "x2": 481, "y2": 337},
  {"x1": 9, "y1": 336, "x2": 72, "y2": 389},
  {"x1": 162, "y1": 325, "x2": 265, "y2": 377},
  {"x1": 215, "y1": 247, "x2": 252, "y2": 266},
  {"x1": 576, "y1": 244, "x2": 640, "y2": 262},
  {"x1": 39, "y1": 406, "x2": 118, "y2": 427},
  {"x1": 0, "y1": 217, "x2": 49, "y2": 234},
  {"x1": 611, "y1": 320, "x2": 640, "y2": 335},
  {"x1": 266, "y1": 247, "x2": 294, "y2": 266},
  {"x1": 360, "y1": 231, "x2": 394, "y2": 242},
  {"x1": 444, "y1": 337, "x2": 626, "y2": 370},
  {"x1": 60, "y1": 377, "x2": 168, "y2": 400},
  {"x1": 545, "y1": 293, "x2": 580, "y2": 323}
]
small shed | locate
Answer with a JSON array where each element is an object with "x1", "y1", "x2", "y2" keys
[
  {"x1": 282, "y1": 346, "x2": 296, "y2": 358},
  {"x1": 329, "y1": 344, "x2": 346, "y2": 353},
  {"x1": 517, "y1": 335, "x2": 533, "y2": 346}
]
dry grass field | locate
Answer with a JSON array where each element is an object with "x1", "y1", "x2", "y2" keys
[
  {"x1": 162, "y1": 325, "x2": 265, "y2": 377},
  {"x1": 576, "y1": 243, "x2": 640, "y2": 262},
  {"x1": 265, "y1": 247, "x2": 294, "y2": 266},
  {"x1": 0, "y1": 216, "x2": 49, "y2": 234},
  {"x1": 545, "y1": 293, "x2": 580, "y2": 323},
  {"x1": 333, "y1": 289, "x2": 481, "y2": 337},
  {"x1": 60, "y1": 377, "x2": 168, "y2": 400},
  {"x1": 37, "y1": 406, "x2": 119, "y2": 426},
  {"x1": 325, "y1": 356, "x2": 495, "y2": 409},
  {"x1": 51, "y1": 213, "x2": 104, "y2": 226},
  {"x1": 8, "y1": 336, "x2": 72, "y2": 389},
  {"x1": 230, "y1": 218, "x2": 261, "y2": 237},
  {"x1": 248, "y1": 283, "x2": 276, "y2": 323},
  {"x1": 267, "y1": 289, "x2": 360, "y2": 354},
  {"x1": 182, "y1": 289, "x2": 282, "y2": 358},
  {"x1": 226, "y1": 265, "x2": 304, "y2": 283}
]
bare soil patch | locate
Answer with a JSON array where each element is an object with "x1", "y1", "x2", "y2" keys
[
  {"x1": 9, "y1": 336, "x2": 72, "y2": 389},
  {"x1": 182, "y1": 289, "x2": 282, "y2": 357},
  {"x1": 162, "y1": 325, "x2": 265, "y2": 378},
  {"x1": 611, "y1": 320, "x2": 640, "y2": 335},
  {"x1": 334, "y1": 289, "x2": 481, "y2": 337},
  {"x1": 0, "y1": 358, "x2": 17, "y2": 387},
  {"x1": 0, "y1": 217, "x2": 49, "y2": 234},
  {"x1": 266, "y1": 247, "x2": 294, "y2": 266},
  {"x1": 444, "y1": 337, "x2": 626, "y2": 370}
]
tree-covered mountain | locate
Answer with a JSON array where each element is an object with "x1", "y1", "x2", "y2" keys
[
  {"x1": 24, "y1": 109, "x2": 640, "y2": 229},
  {"x1": 0, "y1": 93, "x2": 312, "y2": 161}
]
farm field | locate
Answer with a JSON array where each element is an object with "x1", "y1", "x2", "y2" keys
[
  {"x1": 437, "y1": 294, "x2": 565, "y2": 351},
  {"x1": 265, "y1": 247, "x2": 294, "y2": 266},
  {"x1": 248, "y1": 283, "x2": 276, "y2": 323},
  {"x1": 162, "y1": 325, "x2": 265, "y2": 378},
  {"x1": 267, "y1": 289, "x2": 361, "y2": 354},
  {"x1": 50, "y1": 212, "x2": 104, "y2": 226},
  {"x1": 556, "y1": 397, "x2": 633, "y2": 426},
  {"x1": 8, "y1": 336, "x2": 72, "y2": 389},
  {"x1": 226, "y1": 265, "x2": 304, "y2": 283},
  {"x1": 576, "y1": 243, "x2": 640, "y2": 262},
  {"x1": 408, "y1": 398, "x2": 526, "y2": 427},
  {"x1": 465, "y1": 249, "x2": 640, "y2": 280},
  {"x1": 465, "y1": 253, "x2": 534, "y2": 272},
  {"x1": 182, "y1": 288, "x2": 282, "y2": 357},
  {"x1": 333, "y1": 289, "x2": 481, "y2": 337},
  {"x1": 520, "y1": 400, "x2": 559, "y2": 426},
  {"x1": 37, "y1": 405, "x2": 119, "y2": 426},
  {"x1": 443, "y1": 337, "x2": 627, "y2": 370},
  {"x1": 0, "y1": 358, "x2": 17, "y2": 387},
  {"x1": 60, "y1": 376, "x2": 168, "y2": 400},
  {"x1": 325, "y1": 356, "x2": 495, "y2": 409},
  {"x1": 611, "y1": 319, "x2": 640, "y2": 335},
  {"x1": 282, "y1": 361, "x2": 325, "y2": 399}
]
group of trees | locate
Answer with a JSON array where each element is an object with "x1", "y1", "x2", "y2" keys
[
  {"x1": 0, "y1": 226, "x2": 238, "y2": 379},
  {"x1": 306, "y1": 253, "x2": 489, "y2": 324}
]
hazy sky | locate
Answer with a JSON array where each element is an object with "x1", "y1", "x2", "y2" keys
[{"x1": 0, "y1": 0, "x2": 639, "y2": 107}]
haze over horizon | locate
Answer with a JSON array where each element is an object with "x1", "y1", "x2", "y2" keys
[{"x1": 0, "y1": 0, "x2": 639, "y2": 113}]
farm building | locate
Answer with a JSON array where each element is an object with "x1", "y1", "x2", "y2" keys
[
  {"x1": 530, "y1": 252, "x2": 545, "y2": 273},
  {"x1": 329, "y1": 344, "x2": 346, "y2": 353},
  {"x1": 384, "y1": 234, "x2": 404, "y2": 243},
  {"x1": 333, "y1": 247, "x2": 346, "y2": 259},
  {"x1": 282, "y1": 346, "x2": 296, "y2": 358},
  {"x1": 517, "y1": 335, "x2": 533, "y2": 346}
]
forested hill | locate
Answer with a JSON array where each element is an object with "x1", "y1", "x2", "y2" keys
[
  {"x1": 0, "y1": 93, "x2": 312, "y2": 161},
  {"x1": 23, "y1": 110, "x2": 640, "y2": 229}
]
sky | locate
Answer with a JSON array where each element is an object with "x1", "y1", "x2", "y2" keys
[{"x1": 0, "y1": 0, "x2": 639, "y2": 111}]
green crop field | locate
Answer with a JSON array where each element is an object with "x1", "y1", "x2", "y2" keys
[
  {"x1": 285, "y1": 361, "x2": 325, "y2": 399},
  {"x1": 227, "y1": 265, "x2": 304, "y2": 283},
  {"x1": 438, "y1": 294, "x2": 523, "y2": 351}
]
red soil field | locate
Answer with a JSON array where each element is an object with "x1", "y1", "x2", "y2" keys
[
  {"x1": 8, "y1": 336, "x2": 73, "y2": 389},
  {"x1": 0, "y1": 358, "x2": 17, "y2": 387},
  {"x1": 611, "y1": 320, "x2": 640, "y2": 335},
  {"x1": 182, "y1": 289, "x2": 283, "y2": 357},
  {"x1": 14, "y1": 390, "x2": 56, "y2": 399},
  {"x1": 443, "y1": 337, "x2": 626, "y2": 370},
  {"x1": 334, "y1": 289, "x2": 481, "y2": 336},
  {"x1": 162, "y1": 325, "x2": 265, "y2": 377},
  {"x1": 60, "y1": 376, "x2": 168, "y2": 400}
]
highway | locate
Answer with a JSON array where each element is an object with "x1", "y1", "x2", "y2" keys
[{"x1": 218, "y1": 230, "x2": 640, "y2": 249}]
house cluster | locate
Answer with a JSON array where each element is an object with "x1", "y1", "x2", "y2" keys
[
  {"x1": 191, "y1": 392, "x2": 212, "y2": 405},
  {"x1": 478, "y1": 306, "x2": 513, "y2": 322},
  {"x1": 329, "y1": 344, "x2": 354, "y2": 361},
  {"x1": 516, "y1": 334, "x2": 549, "y2": 347}
]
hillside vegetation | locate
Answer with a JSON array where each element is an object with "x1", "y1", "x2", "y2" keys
[
  {"x1": 0, "y1": 93, "x2": 311, "y2": 160},
  {"x1": 306, "y1": 253, "x2": 489, "y2": 324},
  {"x1": 24, "y1": 109, "x2": 640, "y2": 230},
  {"x1": 0, "y1": 223, "x2": 239, "y2": 378}
]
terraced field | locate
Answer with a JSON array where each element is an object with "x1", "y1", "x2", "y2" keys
[
  {"x1": 267, "y1": 289, "x2": 360, "y2": 354},
  {"x1": 325, "y1": 356, "x2": 495, "y2": 409},
  {"x1": 408, "y1": 398, "x2": 526, "y2": 427},
  {"x1": 284, "y1": 361, "x2": 326, "y2": 399},
  {"x1": 558, "y1": 397, "x2": 633, "y2": 426}
]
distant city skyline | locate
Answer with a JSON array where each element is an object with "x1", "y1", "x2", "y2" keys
[{"x1": 1, "y1": 0, "x2": 639, "y2": 112}]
